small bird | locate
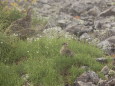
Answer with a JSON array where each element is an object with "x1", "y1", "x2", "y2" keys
[
  {"x1": 12, "y1": 7, "x2": 32, "y2": 29},
  {"x1": 60, "y1": 43, "x2": 74, "y2": 57},
  {"x1": 5, "y1": 7, "x2": 32, "y2": 35},
  {"x1": 5, "y1": 7, "x2": 38, "y2": 40}
]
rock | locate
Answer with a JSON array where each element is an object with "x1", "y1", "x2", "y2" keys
[
  {"x1": 94, "y1": 20, "x2": 103, "y2": 29},
  {"x1": 112, "y1": 58, "x2": 115, "y2": 66},
  {"x1": 108, "y1": 70, "x2": 115, "y2": 78},
  {"x1": 96, "y1": 57, "x2": 108, "y2": 64},
  {"x1": 66, "y1": 24, "x2": 92, "y2": 37},
  {"x1": 107, "y1": 78, "x2": 115, "y2": 86},
  {"x1": 101, "y1": 66, "x2": 110, "y2": 75},
  {"x1": 97, "y1": 40, "x2": 110, "y2": 49},
  {"x1": 98, "y1": 79, "x2": 107, "y2": 86},
  {"x1": 77, "y1": 71, "x2": 99, "y2": 84},
  {"x1": 39, "y1": 0, "x2": 48, "y2": 4},
  {"x1": 106, "y1": 36, "x2": 115, "y2": 54},
  {"x1": 94, "y1": 15, "x2": 115, "y2": 30},
  {"x1": 105, "y1": 75, "x2": 109, "y2": 80},
  {"x1": 80, "y1": 33, "x2": 92, "y2": 42},
  {"x1": 57, "y1": 20, "x2": 69, "y2": 29},
  {"x1": 99, "y1": 6, "x2": 115, "y2": 17},
  {"x1": 107, "y1": 36, "x2": 115, "y2": 44},
  {"x1": 91, "y1": 38, "x2": 100, "y2": 45},
  {"x1": 100, "y1": 30, "x2": 115, "y2": 41},
  {"x1": 87, "y1": 6, "x2": 101, "y2": 16},
  {"x1": 97, "y1": 40, "x2": 112, "y2": 55},
  {"x1": 98, "y1": 78, "x2": 115, "y2": 86},
  {"x1": 60, "y1": 1, "x2": 92, "y2": 16},
  {"x1": 70, "y1": 3, "x2": 93, "y2": 16},
  {"x1": 93, "y1": 28, "x2": 115, "y2": 41},
  {"x1": 77, "y1": 81, "x2": 97, "y2": 86},
  {"x1": 112, "y1": 66, "x2": 115, "y2": 71}
]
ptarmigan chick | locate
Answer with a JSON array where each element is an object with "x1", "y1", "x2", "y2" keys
[{"x1": 60, "y1": 43, "x2": 74, "y2": 57}]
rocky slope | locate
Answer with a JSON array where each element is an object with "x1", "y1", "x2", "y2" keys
[{"x1": 32, "y1": 0, "x2": 115, "y2": 55}]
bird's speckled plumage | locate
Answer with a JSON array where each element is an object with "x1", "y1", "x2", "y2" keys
[{"x1": 60, "y1": 43, "x2": 74, "y2": 57}]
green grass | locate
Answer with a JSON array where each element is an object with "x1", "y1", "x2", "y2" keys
[
  {"x1": 0, "y1": 33, "x2": 105, "y2": 86},
  {"x1": 0, "y1": 6, "x2": 23, "y2": 32},
  {"x1": 0, "y1": 63, "x2": 23, "y2": 86}
]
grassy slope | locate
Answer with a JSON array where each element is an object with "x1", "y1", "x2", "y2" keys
[{"x1": 0, "y1": 34, "x2": 104, "y2": 86}]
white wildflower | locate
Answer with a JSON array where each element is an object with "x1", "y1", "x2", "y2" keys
[
  {"x1": 36, "y1": 51, "x2": 39, "y2": 53},
  {"x1": 43, "y1": 27, "x2": 76, "y2": 39},
  {"x1": 13, "y1": 33, "x2": 18, "y2": 36},
  {"x1": 1, "y1": 42, "x2": 3, "y2": 44},
  {"x1": 27, "y1": 51, "x2": 29, "y2": 53}
]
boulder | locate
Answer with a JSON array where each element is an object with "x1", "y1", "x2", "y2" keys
[
  {"x1": 99, "y1": 6, "x2": 115, "y2": 17},
  {"x1": 101, "y1": 66, "x2": 110, "y2": 75},
  {"x1": 80, "y1": 33, "x2": 92, "y2": 42},
  {"x1": 107, "y1": 78, "x2": 115, "y2": 86},
  {"x1": 97, "y1": 40, "x2": 113, "y2": 55},
  {"x1": 108, "y1": 70, "x2": 115, "y2": 78},
  {"x1": 98, "y1": 79, "x2": 107, "y2": 86},
  {"x1": 87, "y1": 6, "x2": 101, "y2": 16},
  {"x1": 77, "y1": 71, "x2": 99, "y2": 84},
  {"x1": 77, "y1": 81, "x2": 97, "y2": 86},
  {"x1": 66, "y1": 24, "x2": 92, "y2": 37},
  {"x1": 96, "y1": 57, "x2": 108, "y2": 64},
  {"x1": 98, "y1": 78, "x2": 115, "y2": 86}
]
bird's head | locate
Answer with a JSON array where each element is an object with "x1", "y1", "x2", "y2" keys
[
  {"x1": 27, "y1": 7, "x2": 32, "y2": 16},
  {"x1": 62, "y1": 43, "x2": 68, "y2": 47}
]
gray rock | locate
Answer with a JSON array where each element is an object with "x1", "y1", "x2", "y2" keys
[
  {"x1": 98, "y1": 30, "x2": 115, "y2": 41},
  {"x1": 98, "y1": 79, "x2": 107, "y2": 86},
  {"x1": 66, "y1": 24, "x2": 92, "y2": 37},
  {"x1": 108, "y1": 70, "x2": 115, "y2": 78},
  {"x1": 77, "y1": 81, "x2": 97, "y2": 86},
  {"x1": 80, "y1": 33, "x2": 92, "y2": 42},
  {"x1": 87, "y1": 6, "x2": 101, "y2": 16},
  {"x1": 105, "y1": 36, "x2": 115, "y2": 54},
  {"x1": 57, "y1": 20, "x2": 68, "y2": 29},
  {"x1": 106, "y1": 36, "x2": 115, "y2": 44},
  {"x1": 96, "y1": 57, "x2": 108, "y2": 64},
  {"x1": 94, "y1": 20, "x2": 103, "y2": 29},
  {"x1": 101, "y1": 66, "x2": 110, "y2": 75},
  {"x1": 98, "y1": 78, "x2": 115, "y2": 86},
  {"x1": 77, "y1": 71, "x2": 99, "y2": 84},
  {"x1": 107, "y1": 78, "x2": 115, "y2": 86},
  {"x1": 38, "y1": 0, "x2": 48, "y2": 4},
  {"x1": 70, "y1": 2, "x2": 93, "y2": 16},
  {"x1": 97, "y1": 40, "x2": 111, "y2": 49},
  {"x1": 97, "y1": 40, "x2": 113, "y2": 55},
  {"x1": 99, "y1": 6, "x2": 115, "y2": 17}
]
